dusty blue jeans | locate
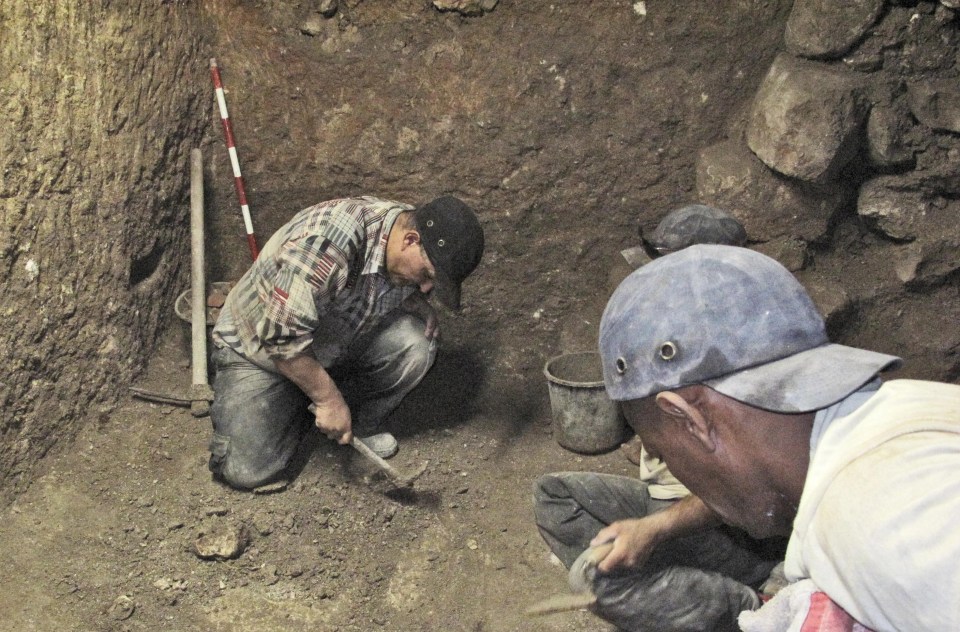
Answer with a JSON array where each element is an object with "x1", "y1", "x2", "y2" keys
[
  {"x1": 209, "y1": 313, "x2": 436, "y2": 489},
  {"x1": 533, "y1": 472, "x2": 783, "y2": 632}
]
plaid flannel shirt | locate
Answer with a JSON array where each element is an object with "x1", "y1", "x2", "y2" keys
[{"x1": 212, "y1": 196, "x2": 416, "y2": 370}]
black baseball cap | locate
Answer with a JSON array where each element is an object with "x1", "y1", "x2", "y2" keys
[{"x1": 415, "y1": 196, "x2": 485, "y2": 310}]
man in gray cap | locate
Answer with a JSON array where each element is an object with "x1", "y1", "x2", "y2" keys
[
  {"x1": 595, "y1": 245, "x2": 960, "y2": 631},
  {"x1": 209, "y1": 195, "x2": 484, "y2": 490},
  {"x1": 534, "y1": 205, "x2": 774, "y2": 632}
]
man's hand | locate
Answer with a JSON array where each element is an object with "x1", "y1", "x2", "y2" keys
[
  {"x1": 273, "y1": 353, "x2": 354, "y2": 444},
  {"x1": 591, "y1": 517, "x2": 664, "y2": 573},
  {"x1": 590, "y1": 495, "x2": 721, "y2": 574},
  {"x1": 403, "y1": 291, "x2": 439, "y2": 340},
  {"x1": 311, "y1": 392, "x2": 353, "y2": 445}
]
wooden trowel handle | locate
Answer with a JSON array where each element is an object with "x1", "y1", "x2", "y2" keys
[
  {"x1": 348, "y1": 435, "x2": 412, "y2": 487},
  {"x1": 307, "y1": 403, "x2": 412, "y2": 487},
  {"x1": 585, "y1": 541, "x2": 615, "y2": 565}
]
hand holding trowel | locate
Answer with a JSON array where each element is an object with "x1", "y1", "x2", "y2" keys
[
  {"x1": 525, "y1": 541, "x2": 615, "y2": 617},
  {"x1": 307, "y1": 403, "x2": 427, "y2": 490}
]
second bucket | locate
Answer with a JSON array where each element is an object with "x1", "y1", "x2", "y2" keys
[{"x1": 544, "y1": 351, "x2": 627, "y2": 454}]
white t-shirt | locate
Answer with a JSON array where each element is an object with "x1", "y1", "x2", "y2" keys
[
  {"x1": 784, "y1": 379, "x2": 960, "y2": 632},
  {"x1": 639, "y1": 446, "x2": 690, "y2": 500}
]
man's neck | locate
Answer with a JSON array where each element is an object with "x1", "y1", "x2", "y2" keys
[{"x1": 766, "y1": 410, "x2": 815, "y2": 513}]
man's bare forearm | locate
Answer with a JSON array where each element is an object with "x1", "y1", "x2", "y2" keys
[
  {"x1": 272, "y1": 354, "x2": 340, "y2": 404},
  {"x1": 593, "y1": 494, "x2": 723, "y2": 572},
  {"x1": 648, "y1": 494, "x2": 721, "y2": 540},
  {"x1": 274, "y1": 353, "x2": 353, "y2": 442}
]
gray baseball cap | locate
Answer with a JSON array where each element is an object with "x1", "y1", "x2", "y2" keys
[
  {"x1": 599, "y1": 245, "x2": 901, "y2": 413},
  {"x1": 641, "y1": 204, "x2": 747, "y2": 258}
]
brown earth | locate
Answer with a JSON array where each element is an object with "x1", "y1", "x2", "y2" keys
[
  {"x1": 1, "y1": 1, "x2": 956, "y2": 631},
  {"x1": 0, "y1": 327, "x2": 634, "y2": 631},
  {"x1": 0, "y1": 332, "x2": 631, "y2": 631}
]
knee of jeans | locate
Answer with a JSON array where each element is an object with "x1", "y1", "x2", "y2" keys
[
  {"x1": 533, "y1": 472, "x2": 571, "y2": 502},
  {"x1": 397, "y1": 319, "x2": 436, "y2": 369},
  {"x1": 593, "y1": 566, "x2": 759, "y2": 631},
  {"x1": 385, "y1": 336, "x2": 435, "y2": 391},
  {"x1": 220, "y1": 460, "x2": 281, "y2": 491},
  {"x1": 208, "y1": 433, "x2": 280, "y2": 491},
  {"x1": 532, "y1": 473, "x2": 569, "y2": 522},
  {"x1": 387, "y1": 313, "x2": 434, "y2": 348},
  {"x1": 408, "y1": 335, "x2": 436, "y2": 375},
  {"x1": 532, "y1": 473, "x2": 553, "y2": 501}
]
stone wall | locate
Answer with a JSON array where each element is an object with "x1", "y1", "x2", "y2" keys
[
  {"x1": 697, "y1": 0, "x2": 959, "y2": 380},
  {"x1": 0, "y1": 1, "x2": 208, "y2": 500}
]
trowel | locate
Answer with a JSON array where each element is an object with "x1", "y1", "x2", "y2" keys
[
  {"x1": 524, "y1": 541, "x2": 614, "y2": 617},
  {"x1": 307, "y1": 403, "x2": 427, "y2": 490}
]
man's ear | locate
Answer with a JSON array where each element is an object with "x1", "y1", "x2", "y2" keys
[
  {"x1": 655, "y1": 389, "x2": 716, "y2": 452},
  {"x1": 402, "y1": 230, "x2": 422, "y2": 249}
]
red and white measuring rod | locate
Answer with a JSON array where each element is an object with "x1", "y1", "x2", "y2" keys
[{"x1": 210, "y1": 57, "x2": 259, "y2": 261}]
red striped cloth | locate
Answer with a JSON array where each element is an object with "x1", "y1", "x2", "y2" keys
[{"x1": 800, "y1": 592, "x2": 873, "y2": 632}]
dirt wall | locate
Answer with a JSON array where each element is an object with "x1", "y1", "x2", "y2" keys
[
  {"x1": 198, "y1": 0, "x2": 797, "y2": 406},
  {"x1": 2, "y1": 0, "x2": 956, "y2": 505},
  {"x1": 0, "y1": 1, "x2": 208, "y2": 500},
  {"x1": 202, "y1": 0, "x2": 957, "y2": 405}
]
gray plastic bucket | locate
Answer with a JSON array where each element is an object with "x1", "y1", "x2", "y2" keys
[
  {"x1": 544, "y1": 351, "x2": 627, "y2": 454},
  {"x1": 174, "y1": 281, "x2": 234, "y2": 361}
]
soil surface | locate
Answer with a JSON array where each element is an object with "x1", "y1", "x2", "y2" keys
[
  {"x1": 0, "y1": 326, "x2": 632, "y2": 632},
  {"x1": 2, "y1": 1, "x2": 954, "y2": 631}
]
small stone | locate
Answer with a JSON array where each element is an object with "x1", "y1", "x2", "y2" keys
[
  {"x1": 300, "y1": 13, "x2": 324, "y2": 36},
  {"x1": 432, "y1": 0, "x2": 498, "y2": 16},
  {"x1": 153, "y1": 578, "x2": 173, "y2": 590},
  {"x1": 252, "y1": 480, "x2": 288, "y2": 495},
  {"x1": 908, "y1": 80, "x2": 960, "y2": 133},
  {"x1": 108, "y1": 595, "x2": 135, "y2": 621},
  {"x1": 318, "y1": 0, "x2": 338, "y2": 17},
  {"x1": 252, "y1": 510, "x2": 274, "y2": 536},
  {"x1": 262, "y1": 564, "x2": 280, "y2": 586},
  {"x1": 192, "y1": 525, "x2": 250, "y2": 560}
]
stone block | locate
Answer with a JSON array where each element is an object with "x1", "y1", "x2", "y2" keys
[
  {"x1": 753, "y1": 237, "x2": 809, "y2": 272},
  {"x1": 865, "y1": 104, "x2": 916, "y2": 170},
  {"x1": 747, "y1": 54, "x2": 867, "y2": 183},
  {"x1": 893, "y1": 227, "x2": 960, "y2": 287},
  {"x1": 696, "y1": 139, "x2": 849, "y2": 243},
  {"x1": 796, "y1": 272, "x2": 852, "y2": 327},
  {"x1": 857, "y1": 176, "x2": 930, "y2": 241},
  {"x1": 908, "y1": 80, "x2": 960, "y2": 133},
  {"x1": 915, "y1": 141, "x2": 960, "y2": 197},
  {"x1": 785, "y1": 0, "x2": 885, "y2": 60}
]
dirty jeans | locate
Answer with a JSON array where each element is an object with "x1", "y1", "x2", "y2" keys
[
  {"x1": 209, "y1": 313, "x2": 437, "y2": 489},
  {"x1": 533, "y1": 472, "x2": 782, "y2": 632}
]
